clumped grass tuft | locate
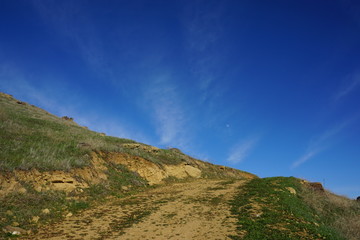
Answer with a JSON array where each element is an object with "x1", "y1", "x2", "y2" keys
[{"x1": 229, "y1": 177, "x2": 345, "y2": 240}]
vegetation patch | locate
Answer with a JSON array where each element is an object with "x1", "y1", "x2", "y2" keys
[
  {"x1": 301, "y1": 184, "x2": 360, "y2": 240},
  {"x1": 229, "y1": 177, "x2": 345, "y2": 240},
  {"x1": 0, "y1": 189, "x2": 88, "y2": 237},
  {"x1": 0, "y1": 95, "x2": 135, "y2": 171}
]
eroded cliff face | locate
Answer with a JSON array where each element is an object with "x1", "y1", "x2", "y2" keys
[{"x1": 0, "y1": 151, "x2": 256, "y2": 197}]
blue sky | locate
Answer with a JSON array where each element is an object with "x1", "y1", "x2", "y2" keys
[{"x1": 1, "y1": 0, "x2": 360, "y2": 198}]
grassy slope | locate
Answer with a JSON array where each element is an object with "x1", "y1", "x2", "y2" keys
[
  {"x1": 0, "y1": 92, "x2": 252, "y2": 237},
  {"x1": 230, "y1": 177, "x2": 360, "y2": 240},
  {"x1": 0, "y1": 93, "x2": 135, "y2": 171},
  {"x1": 4, "y1": 92, "x2": 356, "y2": 239},
  {"x1": 0, "y1": 92, "x2": 254, "y2": 178},
  {"x1": 0, "y1": 93, "x2": 203, "y2": 171}
]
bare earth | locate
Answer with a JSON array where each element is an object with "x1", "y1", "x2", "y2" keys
[{"x1": 26, "y1": 179, "x2": 246, "y2": 240}]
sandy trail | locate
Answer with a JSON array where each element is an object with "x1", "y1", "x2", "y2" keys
[{"x1": 26, "y1": 179, "x2": 245, "y2": 240}]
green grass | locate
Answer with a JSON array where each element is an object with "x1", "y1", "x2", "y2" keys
[
  {"x1": 0, "y1": 95, "x2": 136, "y2": 171},
  {"x1": 0, "y1": 92, "x2": 257, "y2": 238},
  {"x1": 0, "y1": 94, "x2": 202, "y2": 171},
  {"x1": 229, "y1": 177, "x2": 345, "y2": 240},
  {"x1": 0, "y1": 162, "x2": 150, "y2": 238},
  {"x1": 0, "y1": 190, "x2": 88, "y2": 235}
]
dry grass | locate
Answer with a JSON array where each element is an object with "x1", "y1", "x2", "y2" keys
[{"x1": 302, "y1": 186, "x2": 360, "y2": 240}]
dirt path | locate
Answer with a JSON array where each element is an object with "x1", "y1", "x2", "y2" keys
[{"x1": 26, "y1": 179, "x2": 245, "y2": 240}]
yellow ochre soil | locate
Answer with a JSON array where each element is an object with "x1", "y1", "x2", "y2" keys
[{"x1": 23, "y1": 179, "x2": 246, "y2": 240}]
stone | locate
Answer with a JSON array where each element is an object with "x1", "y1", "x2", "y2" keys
[
  {"x1": 184, "y1": 165, "x2": 202, "y2": 178},
  {"x1": 308, "y1": 182, "x2": 324, "y2": 192},
  {"x1": 65, "y1": 212, "x2": 73, "y2": 218},
  {"x1": 31, "y1": 216, "x2": 40, "y2": 223},
  {"x1": 356, "y1": 196, "x2": 360, "y2": 202},
  {"x1": 2, "y1": 225, "x2": 28, "y2": 235},
  {"x1": 34, "y1": 185, "x2": 42, "y2": 192},
  {"x1": 62, "y1": 116, "x2": 74, "y2": 121},
  {"x1": 42, "y1": 208, "x2": 50, "y2": 214},
  {"x1": 18, "y1": 187, "x2": 27, "y2": 194},
  {"x1": 286, "y1": 187, "x2": 297, "y2": 195}
]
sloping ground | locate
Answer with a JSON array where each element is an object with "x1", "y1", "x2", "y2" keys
[
  {"x1": 229, "y1": 177, "x2": 360, "y2": 240},
  {"x1": 0, "y1": 92, "x2": 256, "y2": 237},
  {"x1": 0, "y1": 92, "x2": 256, "y2": 196},
  {"x1": 23, "y1": 179, "x2": 246, "y2": 240},
  {"x1": 2, "y1": 92, "x2": 357, "y2": 239}
]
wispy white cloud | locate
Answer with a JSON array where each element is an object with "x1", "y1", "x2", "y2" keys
[
  {"x1": 0, "y1": 64, "x2": 146, "y2": 142},
  {"x1": 292, "y1": 120, "x2": 352, "y2": 169},
  {"x1": 227, "y1": 137, "x2": 259, "y2": 164},
  {"x1": 291, "y1": 149, "x2": 321, "y2": 169},
  {"x1": 144, "y1": 75, "x2": 188, "y2": 148},
  {"x1": 334, "y1": 72, "x2": 360, "y2": 101},
  {"x1": 31, "y1": 0, "x2": 112, "y2": 79},
  {"x1": 0, "y1": 64, "x2": 63, "y2": 113},
  {"x1": 182, "y1": 1, "x2": 226, "y2": 104}
]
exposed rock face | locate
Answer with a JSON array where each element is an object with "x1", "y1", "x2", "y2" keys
[
  {"x1": 0, "y1": 175, "x2": 27, "y2": 196},
  {"x1": 0, "y1": 152, "x2": 108, "y2": 196},
  {"x1": 0, "y1": 150, "x2": 256, "y2": 197},
  {"x1": 164, "y1": 164, "x2": 202, "y2": 179},
  {"x1": 308, "y1": 182, "x2": 325, "y2": 192},
  {"x1": 105, "y1": 152, "x2": 202, "y2": 185},
  {"x1": 105, "y1": 152, "x2": 167, "y2": 185}
]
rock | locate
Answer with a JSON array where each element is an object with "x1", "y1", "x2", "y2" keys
[
  {"x1": 31, "y1": 216, "x2": 40, "y2": 223},
  {"x1": 286, "y1": 187, "x2": 297, "y2": 195},
  {"x1": 308, "y1": 182, "x2": 324, "y2": 192},
  {"x1": 2, "y1": 225, "x2": 28, "y2": 235},
  {"x1": 34, "y1": 185, "x2": 42, "y2": 192},
  {"x1": 65, "y1": 212, "x2": 73, "y2": 218},
  {"x1": 356, "y1": 196, "x2": 360, "y2": 202},
  {"x1": 16, "y1": 101, "x2": 26, "y2": 105},
  {"x1": 42, "y1": 208, "x2": 50, "y2": 214},
  {"x1": 121, "y1": 186, "x2": 129, "y2": 191},
  {"x1": 184, "y1": 165, "x2": 202, "y2": 178},
  {"x1": 12, "y1": 222, "x2": 19, "y2": 227},
  {"x1": 18, "y1": 187, "x2": 27, "y2": 194},
  {"x1": 61, "y1": 116, "x2": 74, "y2": 121}
]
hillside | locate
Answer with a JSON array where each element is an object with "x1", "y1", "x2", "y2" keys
[
  {"x1": 1, "y1": 92, "x2": 359, "y2": 240},
  {"x1": 0, "y1": 92, "x2": 255, "y2": 237}
]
